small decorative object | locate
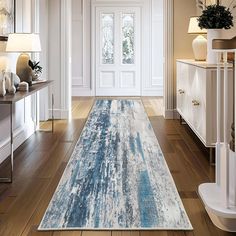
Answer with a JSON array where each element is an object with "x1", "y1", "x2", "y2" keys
[
  {"x1": 28, "y1": 60, "x2": 42, "y2": 81},
  {"x1": 6, "y1": 33, "x2": 41, "y2": 86},
  {"x1": 18, "y1": 81, "x2": 29, "y2": 92},
  {"x1": 4, "y1": 72, "x2": 11, "y2": 91},
  {"x1": 12, "y1": 73, "x2": 20, "y2": 88},
  {"x1": 197, "y1": 0, "x2": 234, "y2": 63},
  {"x1": 0, "y1": 75, "x2": 6, "y2": 96},
  {"x1": 8, "y1": 74, "x2": 16, "y2": 94},
  {"x1": 188, "y1": 16, "x2": 207, "y2": 61},
  {"x1": 4, "y1": 72, "x2": 19, "y2": 94}
]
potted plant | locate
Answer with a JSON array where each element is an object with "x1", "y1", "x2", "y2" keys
[
  {"x1": 28, "y1": 60, "x2": 42, "y2": 80},
  {"x1": 197, "y1": 0, "x2": 234, "y2": 63}
]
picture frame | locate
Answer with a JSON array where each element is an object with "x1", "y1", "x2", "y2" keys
[{"x1": 0, "y1": 0, "x2": 15, "y2": 41}]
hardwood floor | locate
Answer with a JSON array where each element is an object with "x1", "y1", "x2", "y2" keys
[{"x1": 0, "y1": 97, "x2": 234, "y2": 236}]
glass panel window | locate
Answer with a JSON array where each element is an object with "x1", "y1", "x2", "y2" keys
[
  {"x1": 101, "y1": 14, "x2": 114, "y2": 64},
  {"x1": 122, "y1": 13, "x2": 135, "y2": 64}
]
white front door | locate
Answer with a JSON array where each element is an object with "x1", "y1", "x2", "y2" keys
[{"x1": 95, "y1": 7, "x2": 141, "y2": 96}]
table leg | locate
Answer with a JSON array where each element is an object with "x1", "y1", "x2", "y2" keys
[
  {"x1": 52, "y1": 93, "x2": 54, "y2": 133},
  {"x1": 0, "y1": 104, "x2": 13, "y2": 183},
  {"x1": 210, "y1": 147, "x2": 215, "y2": 166},
  {"x1": 10, "y1": 103, "x2": 13, "y2": 182},
  {"x1": 35, "y1": 92, "x2": 38, "y2": 131},
  {"x1": 37, "y1": 91, "x2": 54, "y2": 133}
]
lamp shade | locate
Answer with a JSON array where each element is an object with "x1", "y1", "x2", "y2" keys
[
  {"x1": 188, "y1": 17, "x2": 207, "y2": 34},
  {"x1": 6, "y1": 33, "x2": 41, "y2": 52}
]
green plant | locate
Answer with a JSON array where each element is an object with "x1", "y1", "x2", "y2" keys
[
  {"x1": 198, "y1": 1, "x2": 234, "y2": 29},
  {"x1": 28, "y1": 60, "x2": 42, "y2": 75}
]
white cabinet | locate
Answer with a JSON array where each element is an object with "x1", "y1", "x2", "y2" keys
[{"x1": 176, "y1": 60, "x2": 233, "y2": 147}]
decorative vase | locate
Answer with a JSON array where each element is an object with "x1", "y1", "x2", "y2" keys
[
  {"x1": 8, "y1": 74, "x2": 16, "y2": 94},
  {"x1": 0, "y1": 77, "x2": 6, "y2": 97},
  {"x1": 4, "y1": 72, "x2": 16, "y2": 94},
  {"x1": 4, "y1": 72, "x2": 11, "y2": 92},
  {"x1": 207, "y1": 29, "x2": 222, "y2": 64}
]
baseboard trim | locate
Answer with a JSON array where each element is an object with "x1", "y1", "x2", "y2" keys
[
  {"x1": 142, "y1": 88, "x2": 164, "y2": 97},
  {"x1": 72, "y1": 87, "x2": 93, "y2": 97},
  {"x1": 0, "y1": 121, "x2": 35, "y2": 164},
  {"x1": 164, "y1": 109, "x2": 179, "y2": 120},
  {"x1": 49, "y1": 109, "x2": 70, "y2": 120},
  {"x1": 174, "y1": 109, "x2": 180, "y2": 119}
]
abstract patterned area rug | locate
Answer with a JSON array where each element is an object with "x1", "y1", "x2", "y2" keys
[{"x1": 39, "y1": 100, "x2": 193, "y2": 231}]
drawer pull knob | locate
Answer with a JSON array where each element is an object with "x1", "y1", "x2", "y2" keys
[
  {"x1": 178, "y1": 89, "x2": 185, "y2": 94},
  {"x1": 192, "y1": 100, "x2": 200, "y2": 106}
]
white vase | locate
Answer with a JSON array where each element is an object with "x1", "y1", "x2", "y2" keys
[
  {"x1": 0, "y1": 77, "x2": 6, "y2": 97},
  {"x1": 8, "y1": 74, "x2": 16, "y2": 94},
  {"x1": 207, "y1": 29, "x2": 222, "y2": 64}
]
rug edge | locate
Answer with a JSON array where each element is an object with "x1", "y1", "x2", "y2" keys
[{"x1": 38, "y1": 226, "x2": 193, "y2": 231}]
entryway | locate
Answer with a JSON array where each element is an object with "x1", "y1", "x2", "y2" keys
[{"x1": 95, "y1": 7, "x2": 141, "y2": 96}]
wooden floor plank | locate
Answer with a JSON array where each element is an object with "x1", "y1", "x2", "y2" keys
[
  {"x1": 21, "y1": 163, "x2": 67, "y2": 236},
  {"x1": 82, "y1": 231, "x2": 111, "y2": 236},
  {"x1": 53, "y1": 232, "x2": 82, "y2": 236},
  {"x1": 112, "y1": 231, "x2": 140, "y2": 236},
  {"x1": 0, "y1": 178, "x2": 49, "y2": 236},
  {"x1": 0, "y1": 195, "x2": 16, "y2": 214},
  {"x1": 140, "y1": 231, "x2": 168, "y2": 236}
]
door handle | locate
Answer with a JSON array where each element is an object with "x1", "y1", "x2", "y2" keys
[{"x1": 192, "y1": 100, "x2": 200, "y2": 106}]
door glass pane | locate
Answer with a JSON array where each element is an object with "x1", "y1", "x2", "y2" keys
[
  {"x1": 101, "y1": 14, "x2": 114, "y2": 64},
  {"x1": 122, "y1": 13, "x2": 135, "y2": 64}
]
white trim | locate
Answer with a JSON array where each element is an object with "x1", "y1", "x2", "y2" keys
[
  {"x1": 0, "y1": 122, "x2": 34, "y2": 164},
  {"x1": 60, "y1": 0, "x2": 72, "y2": 120},
  {"x1": 72, "y1": 77, "x2": 84, "y2": 86},
  {"x1": 72, "y1": 88, "x2": 93, "y2": 97},
  {"x1": 163, "y1": 0, "x2": 174, "y2": 119},
  {"x1": 142, "y1": 88, "x2": 163, "y2": 96},
  {"x1": 49, "y1": 109, "x2": 70, "y2": 120}
]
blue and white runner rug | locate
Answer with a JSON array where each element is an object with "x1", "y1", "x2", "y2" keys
[{"x1": 39, "y1": 100, "x2": 192, "y2": 231}]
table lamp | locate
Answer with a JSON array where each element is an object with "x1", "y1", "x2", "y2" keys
[
  {"x1": 6, "y1": 33, "x2": 41, "y2": 86},
  {"x1": 188, "y1": 17, "x2": 207, "y2": 61}
]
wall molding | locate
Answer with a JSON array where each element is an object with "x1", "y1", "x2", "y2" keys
[
  {"x1": 163, "y1": 0, "x2": 174, "y2": 118},
  {"x1": 49, "y1": 109, "x2": 70, "y2": 120},
  {"x1": 0, "y1": 121, "x2": 34, "y2": 164},
  {"x1": 60, "y1": 0, "x2": 72, "y2": 119},
  {"x1": 142, "y1": 87, "x2": 163, "y2": 96},
  {"x1": 72, "y1": 88, "x2": 94, "y2": 97}
]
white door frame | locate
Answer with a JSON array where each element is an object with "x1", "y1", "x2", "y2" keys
[
  {"x1": 91, "y1": 0, "x2": 144, "y2": 97},
  {"x1": 95, "y1": 6, "x2": 141, "y2": 96}
]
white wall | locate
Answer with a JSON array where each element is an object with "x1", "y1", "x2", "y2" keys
[
  {"x1": 151, "y1": 0, "x2": 164, "y2": 96},
  {"x1": 47, "y1": 0, "x2": 72, "y2": 119},
  {"x1": 71, "y1": 0, "x2": 164, "y2": 97}
]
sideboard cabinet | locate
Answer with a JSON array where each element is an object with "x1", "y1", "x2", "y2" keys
[{"x1": 176, "y1": 59, "x2": 233, "y2": 148}]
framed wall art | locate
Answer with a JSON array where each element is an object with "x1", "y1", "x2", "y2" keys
[{"x1": 0, "y1": 0, "x2": 15, "y2": 41}]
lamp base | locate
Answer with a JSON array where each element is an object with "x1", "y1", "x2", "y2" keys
[
  {"x1": 16, "y1": 53, "x2": 33, "y2": 86},
  {"x1": 192, "y1": 35, "x2": 207, "y2": 61}
]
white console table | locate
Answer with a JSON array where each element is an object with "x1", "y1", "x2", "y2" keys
[{"x1": 176, "y1": 60, "x2": 233, "y2": 162}]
